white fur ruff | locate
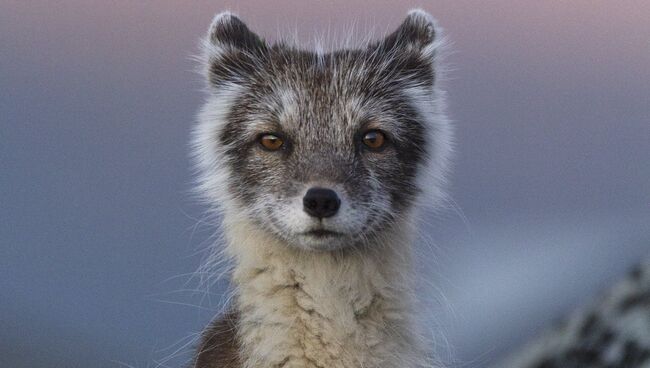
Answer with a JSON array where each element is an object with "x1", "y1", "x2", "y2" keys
[{"x1": 222, "y1": 212, "x2": 437, "y2": 368}]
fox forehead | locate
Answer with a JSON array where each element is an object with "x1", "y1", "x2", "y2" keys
[{"x1": 227, "y1": 81, "x2": 417, "y2": 147}]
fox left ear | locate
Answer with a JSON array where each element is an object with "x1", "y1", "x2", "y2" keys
[
  {"x1": 374, "y1": 9, "x2": 441, "y2": 86},
  {"x1": 201, "y1": 12, "x2": 268, "y2": 87}
]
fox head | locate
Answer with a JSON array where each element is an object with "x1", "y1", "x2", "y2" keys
[{"x1": 193, "y1": 10, "x2": 452, "y2": 251}]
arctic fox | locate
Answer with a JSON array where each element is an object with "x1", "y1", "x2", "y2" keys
[{"x1": 191, "y1": 9, "x2": 452, "y2": 368}]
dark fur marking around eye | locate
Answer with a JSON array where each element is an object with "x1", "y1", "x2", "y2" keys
[{"x1": 384, "y1": 103, "x2": 428, "y2": 210}]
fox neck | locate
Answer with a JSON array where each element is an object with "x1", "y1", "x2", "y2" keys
[{"x1": 222, "y1": 212, "x2": 431, "y2": 368}]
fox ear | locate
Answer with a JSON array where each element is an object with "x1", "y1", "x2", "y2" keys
[
  {"x1": 374, "y1": 9, "x2": 441, "y2": 86},
  {"x1": 202, "y1": 12, "x2": 267, "y2": 87},
  {"x1": 382, "y1": 9, "x2": 438, "y2": 55}
]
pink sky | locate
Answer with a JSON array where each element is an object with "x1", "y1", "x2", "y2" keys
[{"x1": 5, "y1": 1, "x2": 649, "y2": 91}]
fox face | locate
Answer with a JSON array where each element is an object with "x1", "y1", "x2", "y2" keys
[{"x1": 194, "y1": 10, "x2": 451, "y2": 251}]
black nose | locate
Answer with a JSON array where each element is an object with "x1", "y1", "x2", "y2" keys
[{"x1": 303, "y1": 187, "x2": 340, "y2": 219}]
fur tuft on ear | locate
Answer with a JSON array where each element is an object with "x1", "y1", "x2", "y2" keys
[
  {"x1": 207, "y1": 12, "x2": 265, "y2": 53},
  {"x1": 369, "y1": 9, "x2": 444, "y2": 89},
  {"x1": 404, "y1": 9, "x2": 438, "y2": 45},
  {"x1": 202, "y1": 12, "x2": 267, "y2": 87},
  {"x1": 381, "y1": 9, "x2": 439, "y2": 55}
]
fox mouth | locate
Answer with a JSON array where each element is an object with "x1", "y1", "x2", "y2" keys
[{"x1": 301, "y1": 229, "x2": 342, "y2": 238}]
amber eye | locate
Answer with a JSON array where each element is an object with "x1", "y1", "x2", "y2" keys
[
  {"x1": 361, "y1": 130, "x2": 386, "y2": 150},
  {"x1": 259, "y1": 133, "x2": 284, "y2": 151}
]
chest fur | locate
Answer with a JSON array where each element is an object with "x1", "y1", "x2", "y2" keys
[{"x1": 232, "y1": 249, "x2": 420, "y2": 368}]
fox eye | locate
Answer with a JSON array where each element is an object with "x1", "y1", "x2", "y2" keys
[
  {"x1": 259, "y1": 133, "x2": 284, "y2": 151},
  {"x1": 361, "y1": 130, "x2": 387, "y2": 150}
]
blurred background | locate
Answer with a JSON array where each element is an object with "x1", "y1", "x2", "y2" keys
[{"x1": 1, "y1": 1, "x2": 649, "y2": 367}]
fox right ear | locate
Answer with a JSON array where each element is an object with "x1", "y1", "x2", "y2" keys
[
  {"x1": 202, "y1": 12, "x2": 267, "y2": 87},
  {"x1": 371, "y1": 9, "x2": 442, "y2": 88}
]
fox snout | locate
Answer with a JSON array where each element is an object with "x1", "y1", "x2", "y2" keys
[{"x1": 302, "y1": 187, "x2": 341, "y2": 219}]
